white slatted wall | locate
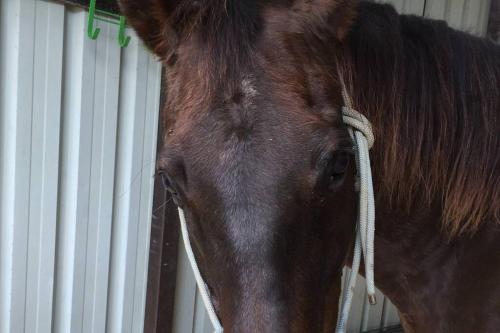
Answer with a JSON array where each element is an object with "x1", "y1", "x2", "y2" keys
[
  {"x1": 172, "y1": 1, "x2": 493, "y2": 332},
  {"x1": 0, "y1": 1, "x2": 162, "y2": 332},
  {"x1": 376, "y1": 0, "x2": 492, "y2": 35}
]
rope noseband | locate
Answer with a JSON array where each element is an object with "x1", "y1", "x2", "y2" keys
[
  {"x1": 178, "y1": 209, "x2": 224, "y2": 333},
  {"x1": 176, "y1": 79, "x2": 376, "y2": 333}
]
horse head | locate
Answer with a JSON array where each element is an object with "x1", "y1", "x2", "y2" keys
[{"x1": 120, "y1": 1, "x2": 360, "y2": 331}]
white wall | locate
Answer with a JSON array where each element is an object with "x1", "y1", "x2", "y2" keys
[
  {"x1": 0, "y1": 1, "x2": 162, "y2": 332},
  {"x1": 374, "y1": 0, "x2": 492, "y2": 35}
]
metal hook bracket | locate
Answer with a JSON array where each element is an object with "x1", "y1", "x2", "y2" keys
[
  {"x1": 87, "y1": 0, "x2": 131, "y2": 48},
  {"x1": 118, "y1": 16, "x2": 131, "y2": 48}
]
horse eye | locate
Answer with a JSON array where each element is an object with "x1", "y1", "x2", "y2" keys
[
  {"x1": 327, "y1": 151, "x2": 350, "y2": 190},
  {"x1": 158, "y1": 170, "x2": 171, "y2": 189},
  {"x1": 157, "y1": 171, "x2": 183, "y2": 207}
]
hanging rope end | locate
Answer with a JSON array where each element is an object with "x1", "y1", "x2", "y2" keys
[{"x1": 368, "y1": 294, "x2": 377, "y2": 305}]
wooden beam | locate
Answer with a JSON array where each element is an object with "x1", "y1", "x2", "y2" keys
[{"x1": 144, "y1": 75, "x2": 180, "y2": 333}]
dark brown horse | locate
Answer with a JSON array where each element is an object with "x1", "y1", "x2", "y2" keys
[{"x1": 119, "y1": 1, "x2": 500, "y2": 332}]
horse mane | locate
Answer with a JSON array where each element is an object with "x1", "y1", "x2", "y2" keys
[{"x1": 343, "y1": 2, "x2": 500, "y2": 237}]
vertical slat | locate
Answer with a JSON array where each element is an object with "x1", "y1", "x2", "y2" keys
[
  {"x1": 145, "y1": 189, "x2": 181, "y2": 333},
  {"x1": 359, "y1": 288, "x2": 385, "y2": 331},
  {"x1": 481, "y1": 0, "x2": 494, "y2": 37},
  {"x1": 172, "y1": 244, "x2": 198, "y2": 333},
  {"x1": 488, "y1": 0, "x2": 499, "y2": 42},
  {"x1": 402, "y1": 0, "x2": 426, "y2": 15},
  {"x1": 0, "y1": 0, "x2": 36, "y2": 332},
  {"x1": 461, "y1": 1, "x2": 477, "y2": 33},
  {"x1": 340, "y1": 269, "x2": 393, "y2": 332},
  {"x1": 381, "y1": 298, "x2": 401, "y2": 328},
  {"x1": 373, "y1": 0, "x2": 425, "y2": 16},
  {"x1": 25, "y1": 2, "x2": 65, "y2": 333},
  {"x1": 132, "y1": 52, "x2": 163, "y2": 333},
  {"x1": 424, "y1": 0, "x2": 448, "y2": 20},
  {"x1": 193, "y1": 290, "x2": 216, "y2": 333},
  {"x1": 54, "y1": 8, "x2": 96, "y2": 333},
  {"x1": 425, "y1": 0, "x2": 491, "y2": 36},
  {"x1": 106, "y1": 35, "x2": 150, "y2": 333},
  {"x1": 82, "y1": 23, "x2": 121, "y2": 333},
  {"x1": 344, "y1": 275, "x2": 384, "y2": 332},
  {"x1": 464, "y1": 0, "x2": 491, "y2": 36},
  {"x1": 346, "y1": 275, "x2": 366, "y2": 332},
  {"x1": 379, "y1": 0, "x2": 404, "y2": 13},
  {"x1": 193, "y1": 288, "x2": 222, "y2": 333},
  {"x1": 380, "y1": 297, "x2": 391, "y2": 328},
  {"x1": 444, "y1": 0, "x2": 467, "y2": 29}
]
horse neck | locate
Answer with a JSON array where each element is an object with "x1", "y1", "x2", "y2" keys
[
  {"x1": 338, "y1": 3, "x2": 500, "y2": 330},
  {"x1": 339, "y1": 1, "x2": 500, "y2": 235},
  {"x1": 343, "y1": 65, "x2": 500, "y2": 330}
]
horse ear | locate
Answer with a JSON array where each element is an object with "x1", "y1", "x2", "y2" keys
[
  {"x1": 118, "y1": 0, "x2": 181, "y2": 58},
  {"x1": 292, "y1": 0, "x2": 357, "y2": 41}
]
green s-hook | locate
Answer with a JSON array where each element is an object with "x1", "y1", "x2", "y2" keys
[
  {"x1": 87, "y1": 0, "x2": 131, "y2": 48},
  {"x1": 118, "y1": 16, "x2": 131, "y2": 48},
  {"x1": 87, "y1": 0, "x2": 100, "y2": 40}
]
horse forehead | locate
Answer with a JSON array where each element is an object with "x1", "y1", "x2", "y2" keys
[
  {"x1": 184, "y1": 121, "x2": 305, "y2": 181},
  {"x1": 170, "y1": 73, "x2": 322, "y2": 168},
  {"x1": 180, "y1": 76, "x2": 305, "y2": 142}
]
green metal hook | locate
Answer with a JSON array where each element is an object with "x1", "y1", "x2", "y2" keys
[
  {"x1": 118, "y1": 16, "x2": 131, "y2": 48},
  {"x1": 87, "y1": 0, "x2": 100, "y2": 40},
  {"x1": 87, "y1": 0, "x2": 130, "y2": 48}
]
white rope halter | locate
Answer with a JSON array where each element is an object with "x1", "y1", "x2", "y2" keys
[
  {"x1": 335, "y1": 78, "x2": 377, "y2": 333},
  {"x1": 176, "y1": 76, "x2": 376, "y2": 333},
  {"x1": 178, "y1": 209, "x2": 224, "y2": 333}
]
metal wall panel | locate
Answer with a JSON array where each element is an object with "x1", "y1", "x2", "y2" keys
[
  {"x1": 0, "y1": 1, "x2": 162, "y2": 332},
  {"x1": 424, "y1": 0, "x2": 491, "y2": 35},
  {"x1": 374, "y1": 0, "x2": 491, "y2": 35},
  {"x1": 171, "y1": 1, "x2": 493, "y2": 332},
  {"x1": 374, "y1": 0, "x2": 426, "y2": 15}
]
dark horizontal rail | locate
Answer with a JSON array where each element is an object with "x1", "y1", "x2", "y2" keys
[
  {"x1": 364, "y1": 325, "x2": 405, "y2": 333},
  {"x1": 47, "y1": 0, "x2": 120, "y2": 15}
]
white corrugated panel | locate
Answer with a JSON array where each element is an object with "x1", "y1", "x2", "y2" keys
[
  {"x1": 424, "y1": 0, "x2": 491, "y2": 35},
  {"x1": 171, "y1": 1, "x2": 493, "y2": 332},
  {"x1": 0, "y1": 1, "x2": 162, "y2": 332},
  {"x1": 375, "y1": 0, "x2": 427, "y2": 15},
  {"x1": 374, "y1": 0, "x2": 492, "y2": 36}
]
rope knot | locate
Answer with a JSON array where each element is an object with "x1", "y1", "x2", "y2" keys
[{"x1": 342, "y1": 106, "x2": 375, "y2": 149}]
